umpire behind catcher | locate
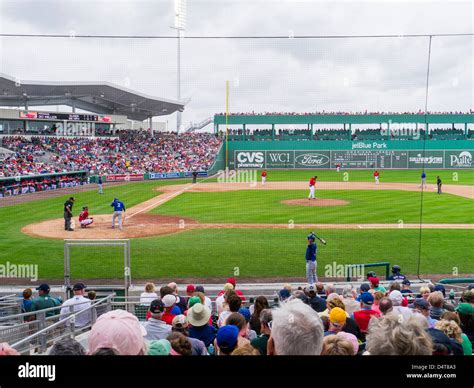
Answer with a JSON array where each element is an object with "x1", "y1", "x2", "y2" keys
[
  {"x1": 306, "y1": 232, "x2": 318, "y2": 285},
  {"x1": 63, "y1": 197, "x2": 75, "y2": 231}
]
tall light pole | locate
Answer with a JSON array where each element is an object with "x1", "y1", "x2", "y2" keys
[{"x1": 171, "y1": 0, "x2": 186, "y2": 133}]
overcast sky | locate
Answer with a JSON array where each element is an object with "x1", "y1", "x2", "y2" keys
[{"x1": 0, "y1": 0, "x2": 472, "y2": 130}]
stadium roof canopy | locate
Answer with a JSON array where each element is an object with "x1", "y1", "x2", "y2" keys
[{"x1": 0, "y1": 73, "x2": 184, "y2": 121}]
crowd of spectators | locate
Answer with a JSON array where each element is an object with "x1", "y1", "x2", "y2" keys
[
  {"x1": 3, "y1": 276, "x2": 473, "y2": 357},
  {"x1": 0, "y1": 131, "x2": 222, "y2": 178},
  {"x1": 217, "y1": 109, "x2": 474, "y2": 116}
]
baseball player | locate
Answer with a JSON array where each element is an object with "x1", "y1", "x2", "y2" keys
[
  {"x1": 421, "y1": 171, "x2": 427, "y2": 189},
  {"x1": 305, "y1": 232, "x2": 318, "y2": 285},
  {"x1": 336, "y1": 163, "x2": 341, "y2": 173},
  {"x1": 308, "y1": 176, "x2": 317, "y2": 200},
  {"x1": 98, "y1": 176, "x2": 103, "y2": 194},
  {"x1": 79, "y1": 206, "x2": 94, "y2": 228},
  {"x1": 261, "y1": 170, "x2": 267, "y2": 185},
  {"x1": 111, "y1": 197, "x2": 126, "y2": 230},
  {"x1": 374, "y1": 170, "x2": 380, "y2": 185},
  {"x1": 63, "y1": 197, "x2": 75, "y2": 231},
  {"x1": 437, "y1": 176, "x2": 442, "y2": 194}
]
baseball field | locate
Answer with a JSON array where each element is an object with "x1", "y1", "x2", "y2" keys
[{"x1": 0, "y1": 169, "x2": 473, "y2": 283}]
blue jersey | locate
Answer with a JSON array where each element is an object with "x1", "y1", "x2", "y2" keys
[
  {"x1": 421, "y1": 172, "x2": 426, "y2": 179},
  {"x1": 306, "y1": 243, "x2": 317, "y2": 262},
  {"x1": 111, "y1": 200, "x2": 126, "y2": 212},
  {"x1": 98, "y1": 177, "x2": 102, "y2": 184}
]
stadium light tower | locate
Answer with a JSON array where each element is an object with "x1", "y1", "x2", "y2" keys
[{"x1": 171, "y1": 0, "x2": 186, "y2": 133}]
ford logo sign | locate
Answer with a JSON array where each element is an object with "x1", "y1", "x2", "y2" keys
[{"x1": 295, "y1": 153, "x2": 329, "y2": 166}]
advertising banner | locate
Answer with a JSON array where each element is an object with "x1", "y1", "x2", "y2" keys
[
  {"x1": 148, "y1": 172, "x2": 181, "y2": 180},
  {"x1": 266, "y1": 151, "x2": 294, "y2": 168},
  {"x1": 234, "y1": 151, "x2": 265, "y2": 168},
  {"x1": 106, "y1": 174, "x2": 144, "y2": 182},
  {"x1": 184, "y1": 171, "x2": 208, "y2": 177},
  {"x1": 408, "y1": 151, "x2": 444, "y2": 168},
  {"x1": 294, "y1": 151, "x2": 331, "y2": 168},
  {"x1": 444, "y1": 150, "x2": 473, "y2": 168}
]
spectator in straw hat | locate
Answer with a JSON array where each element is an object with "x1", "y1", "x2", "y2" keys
[
  {"x1": 187, "y1": 303, "x2": 216, "y2": 348},
  {"x1": 172, "y1": 314, "x2": 208, "y2": 355}
]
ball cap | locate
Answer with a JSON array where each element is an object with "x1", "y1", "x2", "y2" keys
[
  {"x1": 238, "y1": 307, "x2": 251, "y2": 323},
  {"x1": 329, "y1": 307, "x2": 347, "y2": 326},
  {"x1": 72, "y1": 283, "x2": 87, "y2": 291},
  {"x1": 456, "y1": 303, "x2": 474, "y2": 315},
  {"x1": 360, "y1": 292, "x2": 374, "y2": 305},
  {"x1": 149, "y1": 299, "x2": 165, "y2": 314},
  {"x1": 162, "y1": 294, "x2": 178, "y2": 308},
  {"x1": 36, "y1": 284, "x2": 50, "y2": 292},
  {"x1": 88, "y1": 310, "x2": 146, "y2": 355},
  {"x1": 226, "y1": 277, "x2": 237, "y2": 287},
  {"x1": 217, "y1": 325, "x2": 239, "y2": 354},
  {"x1": 368, "y1": 277, "x2": 379, "y2": 286},
  {"x1": 413, "y1": 298, "x2": 430, "y2": 310},
  {"x1": 360, "y1": 283, "x2": 370, "y2": 293},
  {"x1": 307, "y1": 232, "x2": 316, "y2": 241},
  {"x1": 186, "y1": 284, "x2": 195, "y2": 293}
]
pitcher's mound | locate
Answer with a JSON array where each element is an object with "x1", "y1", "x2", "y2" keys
[
  {"x1": 281, "y1": 199, "x2": 349, "y2": 207},
  {"x1": 22, "y1": 214, "x2": 198, "y2": 240}
]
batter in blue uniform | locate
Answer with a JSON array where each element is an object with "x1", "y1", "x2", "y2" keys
[
  {"x1": 306, "y1": 232, "x2": 318, "y2": 285},
  {"x1": 111, "y1": 198, "x2": 126, "y2": 230}
]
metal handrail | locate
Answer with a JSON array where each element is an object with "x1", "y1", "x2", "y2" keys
[
  {"x1": 0, "y1": 293, "x2": 18, "y2": 301},
  {"x1": 10, "y1": 294, "x2": 115, "y2": 352}
]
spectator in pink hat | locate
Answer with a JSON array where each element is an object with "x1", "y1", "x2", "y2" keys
[{"x1": 88, "y1": 309, "x2": 147, "y2": 355}]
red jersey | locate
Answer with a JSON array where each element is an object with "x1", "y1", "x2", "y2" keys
[
  {"x1": 262, "y1": 171, "x2": 267, "y2": 177},
  {"x1": 309, "y1": 177, "x2": 316, "y2": 186},
  {"x1": 374, "y1": 171, "x2": 379, "y2": 177},
  {"x1": 79, "y1": 210, "x2": 89, "y2": 222}
]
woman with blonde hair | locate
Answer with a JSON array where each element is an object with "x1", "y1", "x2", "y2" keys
[
  {"x1": 140, "y1": 282, "x2": 158, "y2": 305},
  {"x1": 436, "y1": 319, "x2": 472, "y2": 355},
  {"x1": 321, "y1": 335, "x2": 355, "y2": 355},
  {"x1": 419, "y1": 286, "x2": 431, "y2": 300}
]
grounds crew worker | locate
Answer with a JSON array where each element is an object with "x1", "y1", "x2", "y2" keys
[
  {"x1": 64, "y1": 196, "x2": 75, "y2": 231},
  {"x1": 111, "y1": 197, "x2": 126, "y2": 230}
]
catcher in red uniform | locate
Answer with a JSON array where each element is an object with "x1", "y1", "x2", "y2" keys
[{"x1": 79, "y1": 206, "x2": 94, "y2": 228}]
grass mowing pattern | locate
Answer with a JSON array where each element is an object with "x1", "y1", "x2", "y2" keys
[{"x1": 151, "y1": 189, "x2": 474, "y2": 224}]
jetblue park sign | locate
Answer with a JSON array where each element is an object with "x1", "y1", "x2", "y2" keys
[{"x1": 233, "y1": 150, "x2": 474, "y2": 169}]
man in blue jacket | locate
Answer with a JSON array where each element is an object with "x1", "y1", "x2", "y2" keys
[
  {"x1": 111, "y1": 197, "x2": 126, "y2": 230},
  {"x1": 306, "y1": 232, "x2": 318, "y2": 285}
]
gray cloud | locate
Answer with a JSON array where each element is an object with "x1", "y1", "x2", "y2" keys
[{"x1": 0, "y1": 0, "x2": 472, "y2": 130}]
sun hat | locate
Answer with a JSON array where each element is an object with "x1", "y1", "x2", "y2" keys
[{"x1": 187, "y1": 303, "x2": 211, "y2": 327}]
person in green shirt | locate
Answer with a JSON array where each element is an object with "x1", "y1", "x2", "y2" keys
[
  {"x1": 368, "y1": 277, "x2": 386, "y2": 294},
  {"x1": 250, "y1": 309, "x2": 272, "y2": 355},
  {"x1": 31, "y1": 284, "x2": 62, "y2": 317}
]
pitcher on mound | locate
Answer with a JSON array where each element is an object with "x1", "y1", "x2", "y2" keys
[{"x1": 308, "y1": 176, "x2": 317, "y2": 200}]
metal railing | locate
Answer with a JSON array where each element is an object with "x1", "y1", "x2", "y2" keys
[{"x1": 3, "y1": 294, "x2": 114, "y2": 355}]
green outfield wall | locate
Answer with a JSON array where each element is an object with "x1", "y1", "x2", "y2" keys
[{"x1": 227, "y1": 140, "x2": 474, "y2": 169}]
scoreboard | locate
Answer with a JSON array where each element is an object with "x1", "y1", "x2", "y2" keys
[
  {"x1": 19, "y1": 111, "x2": 111, "y2": 122},
  {"x1": 332, "y1": 150, "x2": 408, "y2": 169}
]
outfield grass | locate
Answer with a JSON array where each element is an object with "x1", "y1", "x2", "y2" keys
[
  {"x1": 247, "y1": 169, "x2": 474, "y2": 185},
  {"x1": 3, "y1": 228, "x2": 472, "y2": 279},
  {"x1": 151, "y1": 189, "x2": 474, "y2": 224},
  {"x1": 0, "y1": 174, "x2": 473, "y2": 280}
]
